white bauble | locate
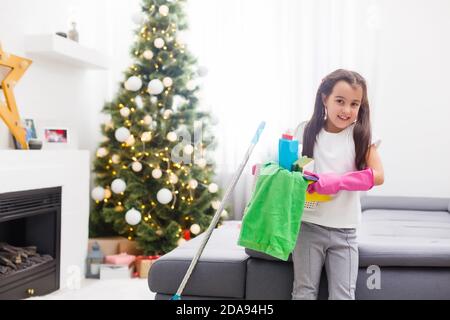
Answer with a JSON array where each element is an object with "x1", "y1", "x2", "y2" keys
[
  {"x1": 126, "y1": 135, "x2": 136, "y2": 146},
  {"x1": 96, "y1": 147, "x2": 108, "y2": 158},
  {"x1": 163, "y1": 109, "x2": 173, "y2": 119},
  {"x1": 166, "y1": 131, "x2": 178, "y2": 142},
  {"x1": 132, "y1": 161, "x2": 143, "y2": 172},
  {"x1": 198, "y1": 66, "x2": 209, "y2": 77},
  {"x1": 143, "y1": 115, "x2": 153, "y2": 125},
  {"x1": 189, "y1": 179, "x2": 198, "y2": 190},
  {"x1": 186, "y1": 80, "x2": 196, "y2": 91},
  {"x1": 152, "y1": 168, "x2": 163, "y2": 179},
  {"x1": 131, "y1": 12, "x2": 145, "y2": 25},
  {"x1": 183, "y1": 144, "x2": 194, "y2": 155},
  {"x1": 120, "y1": 107, "x2": 131, "y2": 118},
  {"x1": 125, "y1": 208, "x2": 142, "y2": 226},
  {"x1": 163, "y1": 77, "x2": 173, "y2": 87},
  {"x1": 134, "y1": 96, "x2": 144, "y2": 109},
  {"x1": 157, "y1": 188, "x2": 173, "y2": 204},
  {"x1": 169, "y1": 173, "x2": 178, "y2": 184},
  {"x1": 177, "y1": 238, "x2": 187, "y2": 246},
  {"x1": 190, "y1": 224, "x2": 201, "y2": 235},
  {"x1": 115, "y1": 127, "x2": 130, "y2": 142},
  {"x1": 111, "y1": 154, "x2": 121, "y2": 164},
  {"x1": 111, "y1": 179, "x2": 126, "y2": 194},
  {"x1": 154, "y1": 38, "x2": 165, "y2": 49},
  {"x1": 211, "y1": 200, "x2": 221, "y2": 210},
  {"x1": 125, "y1": 76, "x2": 142, "y2": 92},
  {"x1": 159, "y1": 5, "x2": 169, "y2": 16},
  {"x1": 91, "y1": 187, "x2": 105, "y2": 201},
  {"x1": 143, "y1": 50, "x2": 154, "y2": 60},
  {"x1": 221, "y1": 209, "x2": 229, "y2": 219},
  {"x1": 150, "y1": 96, "x2": 158, "y2": 104},
  {"x1": 148, "y1": 79, "x2": 164, "y2": 95},
  {"x1": 196, "y1": 158, "x2": 207, "y2": 168},
  {"x1": 208, "y1": 183, "x2": 219, "y2": 194},
  {"x1": 141, "y1": 131, "x2": 152, "y2": 142},
  {"x1": 151, "y1": 121, "x2": 158, "y2": 130}
]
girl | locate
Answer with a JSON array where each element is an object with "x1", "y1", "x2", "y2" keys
[{"x1": 292, "y1": 69, "x2": 384, "y2": 300}]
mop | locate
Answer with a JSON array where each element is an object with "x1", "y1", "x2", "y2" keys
[{"x1": 171, "y1": 121, "x2": 266, "y2": 300}]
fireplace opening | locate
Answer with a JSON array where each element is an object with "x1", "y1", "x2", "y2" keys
[{"x1": 0, "y1": 187, "x2": 61, "y2": 299}]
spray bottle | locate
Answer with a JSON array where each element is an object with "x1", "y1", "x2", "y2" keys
[{"x1": 278, "y1": 130, "x2": 298, "y2": 171}]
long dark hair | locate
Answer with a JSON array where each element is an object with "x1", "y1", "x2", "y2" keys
[{"x1": 302, "y1": 69, "x2": 371, "y2": 170}]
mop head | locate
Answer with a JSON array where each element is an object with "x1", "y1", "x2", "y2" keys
[{"x1": 170, "y1": 294, "x2": 181, "y2": 300}]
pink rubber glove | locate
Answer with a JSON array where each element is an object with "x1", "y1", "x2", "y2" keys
[{"x1": 304, "y1": 168, "x2": 375, "y2": 195}]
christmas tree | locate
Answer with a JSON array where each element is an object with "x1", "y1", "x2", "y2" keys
[{"x1": 90, "y1": 0, "x2": 225, "y2": 255}]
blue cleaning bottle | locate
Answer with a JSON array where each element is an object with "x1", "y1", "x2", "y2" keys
[{"x1": 278, "y1": 131, "x2": 299, "y2": 171}]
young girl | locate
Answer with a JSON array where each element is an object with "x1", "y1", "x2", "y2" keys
[{"x1": 292, "y1": 69, "x2": 384, "y2": 300}]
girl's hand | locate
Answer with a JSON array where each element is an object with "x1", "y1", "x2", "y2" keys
[{"x1": 304, "y1": 169, "x2": 375, "y2": 195}]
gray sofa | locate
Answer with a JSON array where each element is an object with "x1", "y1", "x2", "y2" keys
[{"x1": 148, "y1": 196, "x2": 450, "y2": 300}]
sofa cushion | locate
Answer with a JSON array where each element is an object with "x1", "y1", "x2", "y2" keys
[
  {"x1": 148, "y1": 224, "x2": 249, "y2": 299},
  {"x1": 358, "y1": 209, "x2": 450, "y2": 267},
  {"x1": 246, "y1": 204, "x2": 450, "y2": 267}
]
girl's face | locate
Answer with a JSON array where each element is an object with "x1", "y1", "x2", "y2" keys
[{"x1": 322, "y1": 80, "x2": 363, "y2": 133}]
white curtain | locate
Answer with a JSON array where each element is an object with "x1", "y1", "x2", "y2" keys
[{"x1": 186, "y1": 0, "x2": 381, "y2": 219}]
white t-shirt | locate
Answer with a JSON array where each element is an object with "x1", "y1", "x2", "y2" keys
[{"x1": 294, "y1": 121, "x2": 381, "y2": 229}]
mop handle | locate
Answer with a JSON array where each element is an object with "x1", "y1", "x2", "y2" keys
[{"x1": 173, "y1": 122, "x2": 266, "y2": 298}]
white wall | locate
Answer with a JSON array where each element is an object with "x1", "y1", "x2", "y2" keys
[
  {"x1": 0, "y1": 0, "x2": 140, "y2": 154},
  {"x1": 370, "y1": 0, "x2": 450, "y2": 198},
  {"x1": 186, "y1": 0, "x2": 450, "y2": 203}
]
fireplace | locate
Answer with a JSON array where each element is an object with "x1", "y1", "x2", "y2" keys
[{"x1": 0, "y1": 187, "x2": 61, "y2": 299}]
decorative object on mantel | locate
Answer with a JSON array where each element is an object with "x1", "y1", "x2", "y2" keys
[
  {"x1": 67, "y1": 21, "x2": 79, "y2": 42},
  {"x1": 56, "y1": 32, "x2": 67, "y2": 38},
  {"x1": 12, "y1": 118, "x2": 43, "y2": 150},
  {"x1": 28, "y1": 139, "x2": 43, "y2": 150},
  {"x1": 0, "y1": 42, "x2": 32, "y2": 149}
]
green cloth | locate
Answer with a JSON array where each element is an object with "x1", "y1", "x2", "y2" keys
[{"x1": 238, "y1": 162, "x2": 308, "y2": 261}]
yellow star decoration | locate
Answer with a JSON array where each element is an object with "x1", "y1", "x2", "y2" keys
[{"x1": 0, "y1": 43, "x2": 32, "y2": 149}]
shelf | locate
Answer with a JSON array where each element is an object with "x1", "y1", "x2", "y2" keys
[{"x1": 25, "y1": 34, "x2": 109, "y2": 70}]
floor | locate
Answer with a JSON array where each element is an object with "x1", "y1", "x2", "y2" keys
[{"x1": 29, "y1": 278, "x2": 156, "y2": 300}]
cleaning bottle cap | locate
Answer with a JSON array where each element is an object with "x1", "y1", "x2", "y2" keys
[{"x1": 282, "y1": 129, "x2": 294, "y2": 140}]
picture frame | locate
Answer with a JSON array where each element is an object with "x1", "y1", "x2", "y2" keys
[
  {"x1": 11, "y1": 118, "x2": 38, "y2": 150},
  {"x1": 43, "y1": 128, "x2": 69, "y2": 144},
  {"x1": 24, "y1": 119, "x2": 37, "y2": 142}
]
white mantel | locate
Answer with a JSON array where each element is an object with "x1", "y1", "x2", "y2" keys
[{"x1": 0, "y1": 150, "x2": 90, "y2": 289}]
